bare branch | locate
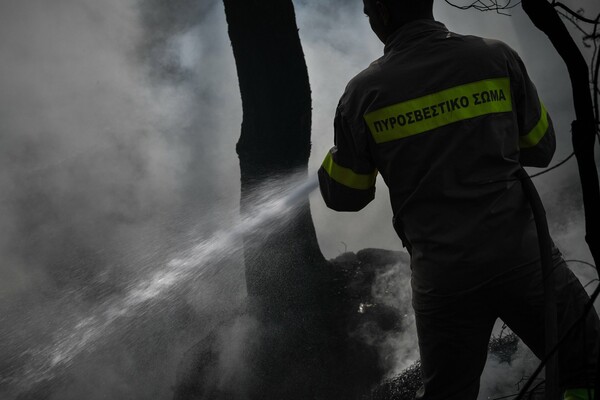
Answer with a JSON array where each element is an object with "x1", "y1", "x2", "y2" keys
[
  {"x1": 444, "y1": 0, "x2": 520, "y2": 13},
  {"x1": 553, "y1": 3, "x2": 600, "y2": 25},
  {"x1": 446, "y1": 0, "x2": 600, "y2": 143}
]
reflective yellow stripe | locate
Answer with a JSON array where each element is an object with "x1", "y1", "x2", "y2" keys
[
  {"x1": 519, "y1": 101, "x2": 549, "y2": 149},
  {"x1": 364, "y1": 78, "x2": 513, "y2": 144},
  {"x1": 321, "y1": 152, "x2": 377, "y2": 190},
  {"x1": 564, "y1": 388, "x2": 594, "y2": 400}
]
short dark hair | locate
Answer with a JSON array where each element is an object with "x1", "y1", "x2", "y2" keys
[{"x1": 382, "y1": 0, "x2": 434, "y2": 18}]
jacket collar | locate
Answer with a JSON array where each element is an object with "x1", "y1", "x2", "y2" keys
[{"x1": 384, "y1": 19, "x2": 448, "y2": 54}]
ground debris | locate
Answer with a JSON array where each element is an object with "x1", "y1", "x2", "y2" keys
[
  {"x1": 365, "y1": 361, "x2": 422, "y2": 400},
  {"x1": 366, "y1": 332, "x2": 522, "y2": 400}
]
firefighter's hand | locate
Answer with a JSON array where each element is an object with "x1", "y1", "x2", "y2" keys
[{"x1": 521, "y1": 0, "x2": 561, "y2": 34}]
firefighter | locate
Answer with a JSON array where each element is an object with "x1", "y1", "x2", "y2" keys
[{"x1": 317, "y1": 0, "x2": 600, "y2": 398}]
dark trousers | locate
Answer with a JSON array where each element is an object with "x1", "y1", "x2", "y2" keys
[{"x1": 413, "y1": 248, "x2": 600, "y2": 399}]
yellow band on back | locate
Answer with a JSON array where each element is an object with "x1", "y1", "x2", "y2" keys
[
  {"x1": 321, "y1": 152, "x2": 377, "y2": 190},
  {"x1": 364, "y1": 77, "x2": 513, "y2": 144}
]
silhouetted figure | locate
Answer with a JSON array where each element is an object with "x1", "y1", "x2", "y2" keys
[{"x1": 318, "y1": 0, "x2": 600, "y2": 398}]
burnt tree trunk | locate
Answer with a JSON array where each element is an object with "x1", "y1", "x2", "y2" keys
[
  {"x1": 520, "y1": 1, "x2": 600, "y2": 398},
  {"x1": 218, "y1": 3, "x2": 400, "y2": 399},
  {"x1": 522, "y1": 0, "x2": 600, "y2": 271},
  {"x1": 221, "y1": 1, "x2": 340, "y2": 399},
  {"x1": 223, "y1": 0, "x2": 326, "y2": 310}
]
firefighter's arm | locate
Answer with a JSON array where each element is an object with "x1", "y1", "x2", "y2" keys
[
  {"x1": 511, "y1": 51, "x2": 556, "y2": 167},
  {"x1": 318, "y1": 105, "x2": 377, "y2": 212}
]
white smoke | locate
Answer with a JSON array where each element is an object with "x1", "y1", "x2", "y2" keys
[
  {"x1": 0, "y1": 0, "x2": 598, "y2": 398},
  {"x1": 0, "y1": 0, "x2": 244, "y2": 398}
]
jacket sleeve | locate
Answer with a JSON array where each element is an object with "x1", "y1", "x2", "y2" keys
[
  {"x1": 509, "y1": 49, "x2": 556, "y2": 168},
  {"x1": 318, "y1": 102, "x2": 377, "y2": 212}
]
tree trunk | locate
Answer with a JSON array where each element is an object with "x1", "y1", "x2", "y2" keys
[
  {"x1": 223, "y1": 0, "x2": 326, "y2": 307},
  {"x1": 520, "y1": 1, "x2": 600, "y2": 398},
  {"x1": 219, "y1": 3, "x2": 396, "y2": 399},
  {"x1": 221, "y1": 1, "x2": 338, "y2": 398},
  {"x1": 522, "y1": 0, "x2": 600, "y2": 271}
]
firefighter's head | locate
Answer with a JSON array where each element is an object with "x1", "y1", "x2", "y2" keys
[{"x1": 362, "y1": 0, "x2": 434, "y2": 43}]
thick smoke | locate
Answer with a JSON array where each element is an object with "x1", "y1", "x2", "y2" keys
[
  {"x1": 0, "y1": 0, "x2": 245, "y2": 398},
  {"x1": 0, "y1": 0, "x2": 598, "y2": 398},
  {"x1": 367, "y1": 260, "x2": 418, "y2": 375}
]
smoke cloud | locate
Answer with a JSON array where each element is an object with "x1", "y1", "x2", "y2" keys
[
  {"x1": 0, "y1": 0, "x2": 598, "y2": 398},
  {"x1": 0, "y1": 0, "x2": 245, "y2": 398}
]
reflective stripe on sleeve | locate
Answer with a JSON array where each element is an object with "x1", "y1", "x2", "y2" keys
[
  {"x1": 519, "y1": 101, "x2": 549, "y2": 149},
  {"x1": 321, "y1": 152, "x2": 377, "y2": 190},
  {"x1": 563, "y1": 388, "x2": 594, "y2": 400},
  {"x1": 364, "y1": 77, "x2": 513, "y2": 144}
]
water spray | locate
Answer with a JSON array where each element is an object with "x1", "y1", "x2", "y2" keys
[{"x1": 2, "y1": 173, "x2": 319, "y2": 395}]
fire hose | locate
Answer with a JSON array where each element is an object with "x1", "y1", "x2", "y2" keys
[{"x1": 515, "y1": 167, "x2": 559, "y2": 400}]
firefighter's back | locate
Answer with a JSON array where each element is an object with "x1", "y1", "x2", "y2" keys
[{"x1": 342, "y1": 21, "x2": 546, "y2": 292}]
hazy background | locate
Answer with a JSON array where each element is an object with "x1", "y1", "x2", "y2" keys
[{"x1": 0, "y1": 0, "x2": 598, "y2": 398}]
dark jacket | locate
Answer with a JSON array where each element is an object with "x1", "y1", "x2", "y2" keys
[{"x1": 318, "y1": 19, "x2": 555, "y2": 293}]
